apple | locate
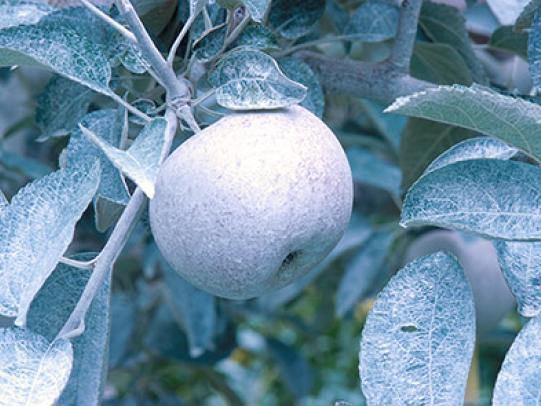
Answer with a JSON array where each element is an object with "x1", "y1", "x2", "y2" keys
[
  {"x1": 150, "y1": 106, "x2": 353, "y2": 299},
  {"x1": 404, "y1": 230, "x2": 515, "y2": 338}
]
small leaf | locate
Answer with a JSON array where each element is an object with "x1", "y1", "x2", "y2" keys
[
  {"x1": 344, "y1": 0, "x2": 399, "y2": 42},
  {"x1": 424, "y1": 137, "x2": 518, "y2": 175},
  {"x1": 81, "y1": 117, "x2": 168, "y2": 199},
  {"x1": 0, "y1": 327, "x2": 73, "y2": 406},
  {"x1": 36, "y1": 75, "x2": 94, "y2": 140},
  {"x1": 278, "y1": 57, "x2": 324, "y2": 117},
  {"x1": 401, "y1": 159, "x2": 541, "y2": 240},
  {"x1": 347, "y1": 147, "x2": 401, "y2": 198},
  {"x1": 269, "y1": 0, "x2": 325, "y2": 39},
  {"x1": 411, "y1": 42, "x2": 473, "y2": 85},
  {"x1": 495, "y1": 241, "x2": 541, "y2": 317},
  {"x1": 360, "y1": 252, "x2": 475, "y2": 405},
  {"x1": 336, "y1": 230, "x2": 394, "y2": 317},
  {"x1": 234, "y1": 23, "x2": 279, "y2": 50},
  {"x1": 0, "y1": 0, "x2": 54, "y2": 29},
  {"x1": 492, "y1": 315, "x2": 541, "y2": 405},
  {"x1": 0, "y1": 18, "x2": 112, "y2": 94},
  {"x1": 0, "y1": 161, "x2": 100, "y2": 324},
  {"x1": 193, "y1": 23, "x2": 227, "y2": 62},
  {"x1": 242, "y1": 0, "x2": 270, "y2": 22},
  {"x1": 528, "y1": 8, "x2": 541, "y2": 88},
  {"x1": 490, "y1": 25, "x2": 528, "y2": 59},
  {"x1": 27, "y1": 255, "x2": 111, "y2": 406},
  {"x1": 419, "y1": 2, "x2": 486, "y2": 84},
  {"x1": 66, "y1": 109, "x2": 130, "y2": 207},
  {"x1": 208, "y1": 48, "x2": 306, "y2": 110},
  {"x1": 399, "y1": 119, "x2": 474, "y2": 189},
  {"x1": 386, "y1": 84, "x2": 541, "y2": 162},
  {"x1": 267, "y1": 338, "x2": 313, "y2": 398},
  {"x1": 161, "y1": 261, "x2": 217, "y2": 358}
]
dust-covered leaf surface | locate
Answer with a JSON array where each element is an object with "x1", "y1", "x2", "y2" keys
[
  {"x1": 360, "y1": 252, "x2": 475, "y2": 406},
  {"x1": 36, "y1": 75, "x2": 94, "y2": 140},
  {"x1": 243, "y1": 0, "x2": 270, "y2": 22},
  {"x1": 161, "y1": 262, "x2": 216, "y2": 358},
  {"x1": 0, "y1": 190, "x2": 6, "y2": 210},
  {"x1": 27, "y1": 257, "x2": 111, "y2": 406},
  {"x1": 492, "y1": 315, "x2": 541, "y2": 405},
  {"x1": 0, "y1": 0, "x2": 54, "y2": 29},
  {"x1": 528, "y1": 8, "x2": 541, "y2": 88},
  {"x1": 81, "y1": 117, "x2": 167, "y2": 199},
  {"x1": 336, "y1": 230, "x2": 394, "y2": 317},
  {"x1": 424, "y1": 137, "x2": 518, "y2": 175},
  {"x1": 0, "y1": 17, "x2": 112, "y2": 94},
  {"x1": 386, "y1": 84, "x2": 541, "y2": 162},
  {"x1": 234, "y1": 24, "x2": 279, "y2": 50},
  {"x1": 66, "y1": 109, "x2": 130, "y2": 207},
  {"x1": 495, "y1": 241, "x2": 541, "y2": 317},
  {"x1": 278, "y1": 57, "x2": 324, "y2": 117},
  {"x1": 344, "y1": 0, "x2": 399, "y2": 42},
  {"x1": 0, "y1": 327, "x2": 73, "y2": 406},
  {"x1": 0, "y1": 161, "x2": 100, "y2": 324},
  {"x1": 268, "y1": 0, "x2": 325, "y2": 39},
  {"x1": 401, "y1": 159, "x2": 541, "y2": 240},
  {"x1": 208, "y1": 48, "x2": 306, "y2": 110},
  {"x1": 515, "y1": 0, "x2": 541, "y2": 32}
]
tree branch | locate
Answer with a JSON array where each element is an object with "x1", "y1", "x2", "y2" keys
[
  {"x1": 389, "y1": 0, "x2": 423, "y2": 74},
  {"x1": 298, "y1": 51, "x2": 433, "y2": 105}
]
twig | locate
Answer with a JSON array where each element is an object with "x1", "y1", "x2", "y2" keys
[
  {"x1": 276, "y1": 35, "x2": 350, "y2": 57},
  {"x1": 109, "y1": 92, "x2": 151, "y2": 122},
  {"x1": 222, "y1": 12, "x2": 250, "y2": 50},
  {"x1": 79, "y1": 0, "x2": 137, "y2": 43},
  {"x1": 57, "y1": 109, "x2": 179, "y2": 340},
  {"x1": 389, "y1": 0, "x2": 424, "y2": 74},
  {"x1": 167, "y1": 14, "x2": 198, "y2": 66},
  {"x1": 59, "y1": 256, "x2": 96, "y2": 270}
]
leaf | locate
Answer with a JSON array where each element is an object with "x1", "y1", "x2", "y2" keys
[
  {"x1": 487, "y1": 0, "x2": 530, "y2": 25},
  {"x1": 344, "y1": 0, "x2": 399, "y2": 42},
  {"x1": 0, "y1": 161, "x2": 100, "y2": 324},
  {"x1": 234, "y1": 24, "x2": 279, "y2": 50},
  {"x1": 36, "y1": 75, "x2": 94, "y2": 140},
  {"x1": 0, "y1": 0, "x2": 54, "y2": 29},
  {"x1": 0, "y1": 149, "x2": 53, "y2": 179},
  {"x1": 347, "y1": 147, "x2": 401, "y2": 198},
  {"x1": 161, "y1": 262, "x2": 217, "y2": 358},
  {"x1": 359, "y1": 252, "x2": 475, "y2": 406},
  {"x1": 515, "y1": 0, "x2": 541, "y2": 32},
  {"x1": 399, "y1": 119, "x2": 474, "y2": 190},
  {"x1": 66, "y1": 109, "x2": 130, "y2": 207},
  {"x1": 242, "y1": 0, "x2": 270, "y2": 22},
  {"x1": 411, "y1": 42, "x2": 473, "y2": 85},
  {"x1": 386, "y1": 84, "x2": 541, "y2": 162},
  {"x1": 278, "y1": 57, "x2": 324, "y2": 117},
  {"x1": 0, "y1": 189, "x2": 6, "y2": 210},
  {"x1": 336, "y1": 230, "x2": 394, "y2": 317},
  {"x1": 27, "y1": 255, "x2": 111, "y2": 406},
  {"x1": 528, "y1": 8, "x2": 541, "y2": 88},
  {"x1": 490, "y1": 25, "x2": 528, "y2": 59},
  {"x1": 492, "y1": 315, "x2": 541, "y2": 405},
  {"x1": 267, "y1": 338, "x2": 313, "y2": 398},
  {"x1": 81, "y1": 117, "x2": 168, "y2": 199},
  {"x1": 193, "y1": 23, "x2": 227, "y2": 62},
  {"x1": 0, "y1": 18, "x2": 112, "y2": 94},
  {"x1": 208, "y1": 48, "x2": 307, "y2": 110},
  {"x1": 359, "y1": 100, "x2": 407, "y2": 152},
  {"x1": 495, "y1": 241, "x2": 541, "y2": 317},
  {"x1": 419, "y1": 2, "x2": 487, "y2": 84},
  {"x1": 424, "y1": 137, "x2": 518, "y2": 175},
  {"x1": 269, "y1": 0, "x2": 325, "y2": 39},
  {"x1": 401, "y1": 159, "x2": 541, "y2": 240},
  {"x1": 0, "y1": 327, "x2": 73, "y2": 406}
]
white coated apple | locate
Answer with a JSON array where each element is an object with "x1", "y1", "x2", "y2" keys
[
  {"x1": 150, "y1": 106, "x2": 353, "y2": 299},
  {"x1": 404, "y1": 230, "x2": 515, "y2": 338}
]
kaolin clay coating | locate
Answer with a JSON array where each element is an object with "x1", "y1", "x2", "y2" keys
[{"x1": 150, "y1": 106, "x2": 353, "y2": 299}]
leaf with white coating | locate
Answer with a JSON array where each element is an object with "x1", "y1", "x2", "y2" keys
[
  {"x1": 344, "y1": 0, "x2": 399, "y2": 42},
  {"x1": 528, "y1": 7, "x2": 541, "y2": 88},
  {"x1": 209, "y1": 48, "x2": 307, "y2": 110},
  {"x1": 487, "y1": 0, "x2": 529, "y2": 25},
  {"x1": 0, "y1": 327, "x2": 73, "y2": 406},
  {"x1": 81, "y1": 118, "x2": 168, "y2": 199},
  {"x1": 0, "y1": 160, "x2": 100, "y2": 324},
  {"x1": 243, "y1": 0, "x2": 270, "y2": 22},
  {"x1": 402, "y1": 159, "x2": 541, "y2": 240},
  {"x1": 424, "y1": 137, "x2": 517, "y2": 175},
  {"x1": 495, "y1": 240, "x2": 541, "y2": 317},
  {"x1": 360, "y1": 252, "x2": 475, "y2": 406},
  {"x1": 0, "y1": 0, "x2": 54, "y2": 29},
  {"x1": 0, "y1": 190, "x2": 6, "y2": 210},
  {"x1": 386, "y1": 84, "x2": 541, "y2": 162},
  {"x1": 492, "y1": 315, "x2": 541, "y2": 405}
]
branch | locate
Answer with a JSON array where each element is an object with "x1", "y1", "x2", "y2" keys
[
  {"x1": 57, "y1": 109, "x2": 179, "y2": 340},
  {"x1": 389, "y1": 0, "x2": 423, "y2": 74},
  {"x1": 298, "y1": 51, "x2": 433, "y2": 105},
  {"x1": 80, "y1": 0, "x2": 137, "y2": 43},
  {"x1": 115, "y1": 0, "x2": 190, "y2": 103}
]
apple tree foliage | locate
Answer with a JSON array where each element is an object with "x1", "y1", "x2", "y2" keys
[{"x1": 0, "y1": 0, "x2": 540, "y2": 404}]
